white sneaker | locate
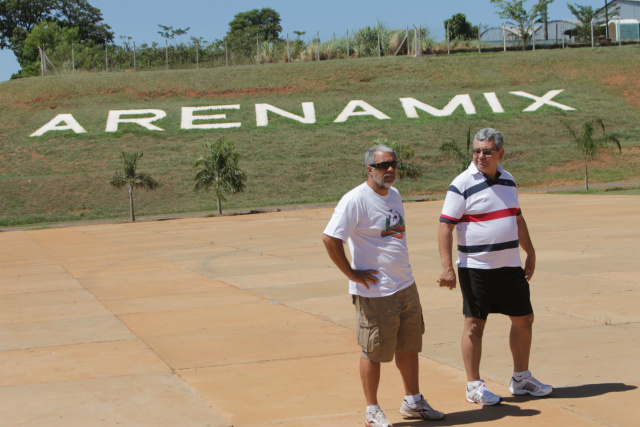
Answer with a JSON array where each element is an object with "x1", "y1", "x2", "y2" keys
[
  {"x1": 510, "y1": 374, "x2": 553, "y2": 396},
  {"x1": 366, "y1": 406, "x2": 392, "y2": 427},
  {"x1": 399, "y1": 394, "x2": 445, "y2": 420},
  {"x1": 466, "y1": 380, "x2": 502, "y2": 405}
]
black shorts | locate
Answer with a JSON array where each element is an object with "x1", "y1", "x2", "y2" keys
[{"x1": 458, "y1": 266, "x2": 533, "y2": 320}]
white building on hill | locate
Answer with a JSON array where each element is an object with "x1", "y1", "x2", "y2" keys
[
  {"x1": 480, "y1": 0, "x2": 640, "y2": 45},
  {"x1": 609, "y1": 0, "x2": 640, "y2": 19},
  {"x1": 604, "y1": 1, "x2": 640, "y2": 40},
  {"x1": 480, "y1": 21, "x2": 579, "y2": 45}
]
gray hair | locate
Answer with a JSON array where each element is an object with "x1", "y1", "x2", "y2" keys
[
  {"x1": 365, "y1": 144, "x2": 396, "y2": 166},
  {"x1": 474, "y1": 128, "x2": 504, "y2": 150}
]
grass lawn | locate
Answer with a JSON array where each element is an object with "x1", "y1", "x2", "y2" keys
[{"x1": 1, "y1": 46, "x2": 639, "y2": 227}]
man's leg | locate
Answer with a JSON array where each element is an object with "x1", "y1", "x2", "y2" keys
[
  {"x1": 396, "y1": 350, "x2": 446, "y2": 421},
  {"x1": 462, "y1": 316, "x2": 502, "y2": 405},
  {"x1": 509, "y1": 314, "x2": 534, "y2": 372},
  {"x1": 360, "y1": 356, "x2": 381, "y2": 406},
  {"x1": 395, "y1": 351, "x2": 419, "y2": 396},
  {"x1": 462, "y1": 316, "x2": 486, "y2": 381},
  {"x1": 508, "y1": 313, "x2": 553, "y2": 396}
]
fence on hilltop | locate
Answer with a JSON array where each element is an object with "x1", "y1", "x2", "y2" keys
[{"x1": 31, "y1": 22, "x2": 640, "y2": 78}]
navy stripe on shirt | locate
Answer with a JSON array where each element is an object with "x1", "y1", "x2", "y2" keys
[
  {"x1": 450, "y1": 178, "x2": 517, "y2": 200},
  {"x1": 447, "y1": 184, "x2": 463, "y2": 195},
  {"x1": 458, "y1": 239, "x2": 519, "y2": 253}
]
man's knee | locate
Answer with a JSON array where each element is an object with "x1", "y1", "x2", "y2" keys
[
  {"x1": 464, "y1": 317, "x2": 486, "y2": 339},
  {"x1": 511, "y1": 313, "x2": 534, "y2": 327}
]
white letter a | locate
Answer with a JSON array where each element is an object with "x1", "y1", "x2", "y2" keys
[
  {"x1": 334, "y1": 100, "x2": 390, "y2": 123},
  {"x1": 30, "y1": 114, "x2": 87, "y2": 137}
]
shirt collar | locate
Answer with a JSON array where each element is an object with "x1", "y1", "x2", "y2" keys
[{"x1": 468, "y1": 162, "x2": 503, "y2": 181}]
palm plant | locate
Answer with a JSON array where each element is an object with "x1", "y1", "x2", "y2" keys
[
  {"x1": 389, "y1": 141, "x2": 422, "y2": 179},
  {"x1": 193, "y1": 137, "x2": 247, "y2": 215},
  {"x1": 562, "y1": 119, "x2": 621, "y2": 190},
  {"x1": 109, "y1": 151, "x2": 159, "y2": 222},
  {"x1": 440, "y1": 127, "x2": 473, "y2": 174},
  {"x1": 370, "y1": 138, "x2": 422, "y2": 179}
]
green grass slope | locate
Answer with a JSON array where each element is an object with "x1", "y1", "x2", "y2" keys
[{"x1": 1, "y1": 46, "x2": 639, "y2": 227}]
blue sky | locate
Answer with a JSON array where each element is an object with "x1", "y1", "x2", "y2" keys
[{"x1": 0, "y1": 0, "x2": 608, "y2": 82}]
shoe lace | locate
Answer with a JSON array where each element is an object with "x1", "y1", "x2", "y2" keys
[
  {"x1": 476, "y1": 383, "x2": 497, "y2": 398},
  {"x1": 416, "y1": 398, "x2": 434, "y2": 411},
  {"x1": 372, "y1": 408, "x2": 388, "y2": 423}
]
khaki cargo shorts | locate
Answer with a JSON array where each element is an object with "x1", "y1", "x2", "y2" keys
[{"x1": 353, "y1": 283, "x2": 425, "y2": 363}]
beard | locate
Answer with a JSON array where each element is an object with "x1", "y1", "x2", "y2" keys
[{"x1": 373, "y1": 172, "x2": 396, "y2": 190}]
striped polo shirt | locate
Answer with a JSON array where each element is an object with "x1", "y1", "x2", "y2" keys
[{"x1": 440, "y1": 162, "x2": 522, "y2": 269}]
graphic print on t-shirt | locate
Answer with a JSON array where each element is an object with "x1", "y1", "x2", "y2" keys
[{"x1": 381, "y1": 209, "x2": 405, "y2": 239}]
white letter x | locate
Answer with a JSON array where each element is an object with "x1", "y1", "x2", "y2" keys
[{"x1": 510, "y1": 90, "x2": 576, "y2": 112}]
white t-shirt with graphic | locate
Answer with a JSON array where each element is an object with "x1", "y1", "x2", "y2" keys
[{"x1": 324, "y1": 182, "x2": 415, "y2": 297}]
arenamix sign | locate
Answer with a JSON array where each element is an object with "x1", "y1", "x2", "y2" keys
[{"x1": 30, "y1": 89, "x2": 575, "y2": 137}]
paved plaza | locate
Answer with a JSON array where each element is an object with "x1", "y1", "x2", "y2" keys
[{"x1": 0, "y1": 194, "x2": 638, "y2": 427}]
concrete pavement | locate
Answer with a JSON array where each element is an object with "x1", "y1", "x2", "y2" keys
[{"x1": 0, "y1": 194, "x2": 638, "y2": 427}]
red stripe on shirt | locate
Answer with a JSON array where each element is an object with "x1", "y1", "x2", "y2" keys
[
  {"x1": 439, "y1": 214, "x2": 460, "y2": 224},
  {"x1": 459, "y1": 208, "x2": 521, "y2": 223}
]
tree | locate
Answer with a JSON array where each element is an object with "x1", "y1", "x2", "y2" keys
[
  {"x1": 490, "y1": 0, "x2": 554, "y2": 50},
  {"x1": 539, "y1": 0, "x2": 549, "y2": 40},
  {"x1": 109, "y1": 151, "x2": 159, "y2": 222},
  {"x1": 562, "y1": 119, "x2": 621, "y2": 190},
  {"x1": 439, "y1": 127, "x2": 473, "y2": 174},
  {"x1": 369, "y1": 139, "x2": 422, "y2": 179},
  {"x1": 567, "y1": 2, "x2": 620, "y2": 42},
  {"x1": 443, "y1": 13, "x2": 478, "y2": 40},
  {"x1": 21, "y1": 20, "x2": 79, "y2": 76},
  {"x1": 193, "y1": 138, "x2": 247, "y2": 215},
  {"x1": 157, "y1": 24, "x2": 190, "y2": 69},
  {"x1": 0, "y1": 0, "x2": 113, "y2": 67},
  {"x1": 388, "y1": 141, "x2": 422, "y2": 179},
  {"x1": 157, "y1": 24, "x2": 190, "y2": 43},
  {"x1": 225, "y1": 8, "x2": 282, "y2": 55}
]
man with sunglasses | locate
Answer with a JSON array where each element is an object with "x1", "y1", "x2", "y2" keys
[
  {"x1": 323, "y1": 144, "x2": 444, "y2": 427},
  {"x1": 438, "y1": 128, "x2": 553, "y2": 406}
]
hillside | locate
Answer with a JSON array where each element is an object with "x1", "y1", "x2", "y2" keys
[{"x1": 1, "y1": 46, "x2": 639, "y2": 227}]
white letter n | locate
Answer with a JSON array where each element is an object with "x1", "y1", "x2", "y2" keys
[{"x1": 255, "y1": 103, "x2": 316, "y2": 127}]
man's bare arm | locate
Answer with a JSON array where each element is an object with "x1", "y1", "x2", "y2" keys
[
  {"x1": 438, "y1": 221, "x2": 457, "y2": 290},
  {"x1": 516, "y1": 214, "x2": 536, "y2": 281},
  {"x1": 322, "y1": 234, "x2": 379, "y2": 289}
]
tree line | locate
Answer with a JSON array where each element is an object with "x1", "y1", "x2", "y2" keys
[{"x1": 0, "y1": 1, "x2": 624, "y2": 79}]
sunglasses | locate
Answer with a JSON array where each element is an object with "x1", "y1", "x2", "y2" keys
[
  {"x1": 472, "y1": 148, "x2": 499, "y2": 156},
  {"x1": 369, "y1": 161, "x2": 398, "y2": 170}
]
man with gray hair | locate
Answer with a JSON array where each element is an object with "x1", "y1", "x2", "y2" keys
[
  {"x1": 438, "y1": 128, "x2": 553, "y2": 405},
  {"x1": 323, "y1": 144, "x2": 444, "y2": 427}
]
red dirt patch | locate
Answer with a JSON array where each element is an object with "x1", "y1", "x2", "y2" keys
[
  {"x1": 130, "y1": 85, "x2": 304, "y2": 100},
  {"x1": 606, "y1": 73, "x2": 640, "y2": 110},
  {"x1": 13, "y1": 93, "x2": 69, "y2": 107},
  {"x1": 97, "y1": 88, "x2": 119, "y2": 94},
  {"x1": 549, "y1": 159, "x2": 583, "y2": 172},
  {"x1": 548, "y1": 146, "x2": 631, "y2": 173}
]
